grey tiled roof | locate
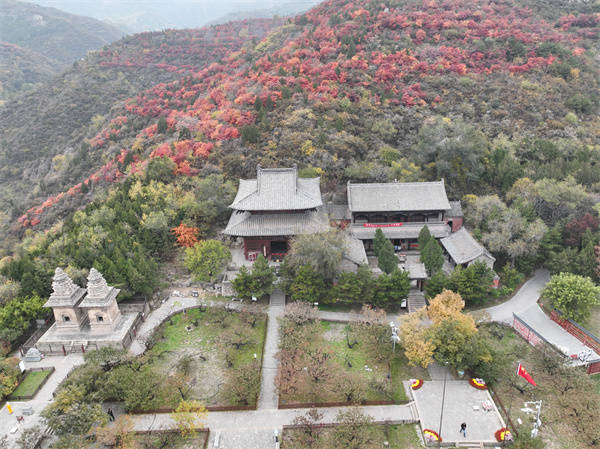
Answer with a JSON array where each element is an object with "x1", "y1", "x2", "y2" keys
[
  {"x1": 350, "y1": 222, "x2": 451, "y2": 240},
  {"x1": 344, "y1": 236, "x2": 368, "y2": 265},
  {"x1": 448, "y1": 200, "x2": 463, "y2": 217},
  {"x1": 347, "y1": 181, "x2": 451, "y2": 212},
  {"x1": 406, "y1": 262, "x2": 427, "y2": 279},
  {"x1": 230, "y1": 166, "x2": 322, "y2": 211},
  {"x1": 223, "y1": 209, "x2": 329, "y2": 237},
  {"x1": 440, "y1": 228, "x2": 495, "y2": 265}
]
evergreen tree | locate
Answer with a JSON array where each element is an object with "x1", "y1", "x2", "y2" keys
[
  {"x1": 373, "y1": 228, "x2": 387, "y2": 257},
  {"x1": 232, "y1": 266, "x2": 254, "y2": 299},
  {"x1": 377, "y1": 238, "x2": 397, "y2": 274},
  {"x1": 425, "y1": 270, "x2": 449, "y2": 299},
  {"x1": 250, "y1": 255, "x2": 276, "y2": 299},
  {"x1": 289, "y1": 264, "x2": 326, "y2": 303},
  {"x1": 389, "y1": 269, "x2": 411, "y2": 301},
  {"x1": 422, "y1": 238, "x2": 444, "y2": 274},
  {"x1": 418, "y1": 225, "x2": 432, "y2": 250},
  {"x1": 448, "y1": 262, "x2": 495, "y2": 305},
  {"x1": 332, "y1": 264, "x2": 375, "y2": 304}
]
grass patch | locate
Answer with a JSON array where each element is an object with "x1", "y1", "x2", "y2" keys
[
  {"x1": 59, "y1": 306, "x2": 267, "y2": 412},
  {"x1": 585, "y1": 306, "x2": 600, "y2": 336},
  {"x1": 282, "y1": 423, "x2": 424, "y2": 448},
  {"x1": 592, "y1": 374, "x2": 600, "y2": 395},
  {"x1": 9, "y1": 370, "x2": 51, "y2": 398}
]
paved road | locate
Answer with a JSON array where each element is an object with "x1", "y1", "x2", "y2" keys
[
  {"x1": 483, "y1": 269, "x2": 550, "y2": 323},
  {"x1": 516, "y1": 304, "x2": 600, "y2": 359}
]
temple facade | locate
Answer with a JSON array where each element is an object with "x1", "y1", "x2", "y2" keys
[
  {"x1": 223, "y1": 165, "x2": 329, "y2": 261},
  {"x1": 347, "y1": 180, "x2": 461, "y2": 252}
]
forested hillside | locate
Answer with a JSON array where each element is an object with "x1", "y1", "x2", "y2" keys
[
  {"x1": 0, "y1": 0, "x2": 125, "y2": 100},
  {"x1": 1, "y1": 0, "x2": 599, "y2": 354},
  {"x1": 0, "y1": 18, "x2": 283, "y2": 250}
]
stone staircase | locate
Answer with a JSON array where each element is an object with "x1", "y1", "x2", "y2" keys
[{"x1": 407, "y1": 289, "x2": 427, "y2": 313}]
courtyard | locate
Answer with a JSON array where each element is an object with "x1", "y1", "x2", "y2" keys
[{"x1": 411, "y1": 379, "x2": 506, "y2": 444}]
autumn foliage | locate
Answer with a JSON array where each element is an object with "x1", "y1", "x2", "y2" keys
[
  {"x1": 17, "y1": 0, "x2": 598, "y2": 228},
  {"x1": 171, "y1": 223, "x2": 200, "y2": 247}
]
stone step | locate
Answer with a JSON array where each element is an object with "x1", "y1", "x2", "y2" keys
[{"x1": 407, "y1": 290, "x2": 426, "y2": 313}]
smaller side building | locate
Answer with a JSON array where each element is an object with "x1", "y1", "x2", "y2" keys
[{"x1": 440, "y1": 227, "x2": 496, "y2": 270}]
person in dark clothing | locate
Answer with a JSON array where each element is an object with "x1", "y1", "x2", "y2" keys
[
  {"x1": 460, "y1": 422, "x2": 467, "y2": 437},
  {"x1": 107, "y1": 408, "x2": 115, "y2": 422}
]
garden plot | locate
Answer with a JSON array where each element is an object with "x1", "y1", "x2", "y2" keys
[
  {"x1": 276, "y1": 306, "x2": 428, "y2": 406},
  {"x1": 146, "y1": 306, "x2": 267, "y2": 408}
]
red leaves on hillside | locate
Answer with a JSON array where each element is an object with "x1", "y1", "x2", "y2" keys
[{"x1": 19, "y1": 0, "x2": 592, "y2": 228}]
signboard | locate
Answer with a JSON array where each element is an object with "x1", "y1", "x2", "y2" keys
[{"x1": 362, "y1": 223, "x2": 404, "y2": 228}]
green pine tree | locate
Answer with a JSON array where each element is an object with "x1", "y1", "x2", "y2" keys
[
  {"x1": 418, "y1": 225, "x2": 432, "y2": 251},
  {"x1": 233, "y1": 266, "x2": 254, "y2": 299},
  {"x1": 289, "y1": 264, "x2": 326, "y2": 303},
  {"x1": 377, "y1": 238, "x2": 398, "y2": 274},
  {"x1": 422, "y1": 238, "x2": 444, "y2": 274},
  {"x1": 157, "y1": 117, "x2": 168, "y2": 134},
  {"x1": 373, "y1": 228, "x2": 387, "y2": 258},
  {"x1": 251, "y1": 255, "x2": 276, "y2": 299}
]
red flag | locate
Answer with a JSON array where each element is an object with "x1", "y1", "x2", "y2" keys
[{"x1": 517, "y1": 363, "x2": 537, "y2": 386}]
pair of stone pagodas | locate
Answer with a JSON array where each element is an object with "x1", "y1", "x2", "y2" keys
[{"x1": 44, "y1": 267, "x2": 122, "y2": 334}]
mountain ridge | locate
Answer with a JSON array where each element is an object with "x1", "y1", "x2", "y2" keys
[{"x1": 0, "y1": 0, "x2": 126, "y2": 100}]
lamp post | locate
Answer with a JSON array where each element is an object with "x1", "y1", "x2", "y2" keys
[{"x1": 437, "y1": 363, "x2": 448, "y2": 448}]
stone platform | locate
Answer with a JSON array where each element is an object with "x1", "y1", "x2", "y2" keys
[{"x1": 36, "y1": 312, "x2": 139, "y2": 354}]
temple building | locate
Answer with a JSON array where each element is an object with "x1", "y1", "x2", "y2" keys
[
  {"x1": 36, "y1": 268, "x2": 141, "y2": 354},
  {"x1": 223, "y1": 165, "x2": 329, "y2": 261},
  {"x1": 347, "y1": 180, "x2": 457, "y2": 252}
]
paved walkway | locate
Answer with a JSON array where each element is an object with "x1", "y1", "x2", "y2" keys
[
  {"x1": 257, "y1": 289, "x2": 284, "y2": 410},
  {"x1": 134, "y1": 403, "x2": 416, "y2": 448},
  {"x1": 483, "y1": 269, "x2": 550, "y2": 323},
  {"x1": 516, "y1": 305, "x2": 600, "y2": 359}
]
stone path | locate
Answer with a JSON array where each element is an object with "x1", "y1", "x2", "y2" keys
[
  {"x1": 257, "y1": 289, "x2": 284, "y2": 410},
  {"x1": 482, "y1": 269, "x2": 599, "y2": 359},
  {"x1": 516, "y1": 304, "x2": 600, "y2": 359}
]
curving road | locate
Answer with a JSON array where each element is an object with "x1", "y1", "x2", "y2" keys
[{"x1": 483, "y1": 269, "x2": 550, "y2": 323}]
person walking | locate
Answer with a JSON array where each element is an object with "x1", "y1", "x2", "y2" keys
[
  {"x1": 460, "y1": 422, "x2": 467, "y2": 437},
  {"x1": 107, "y1": 408, "x2": 115, "y2": 422}
]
